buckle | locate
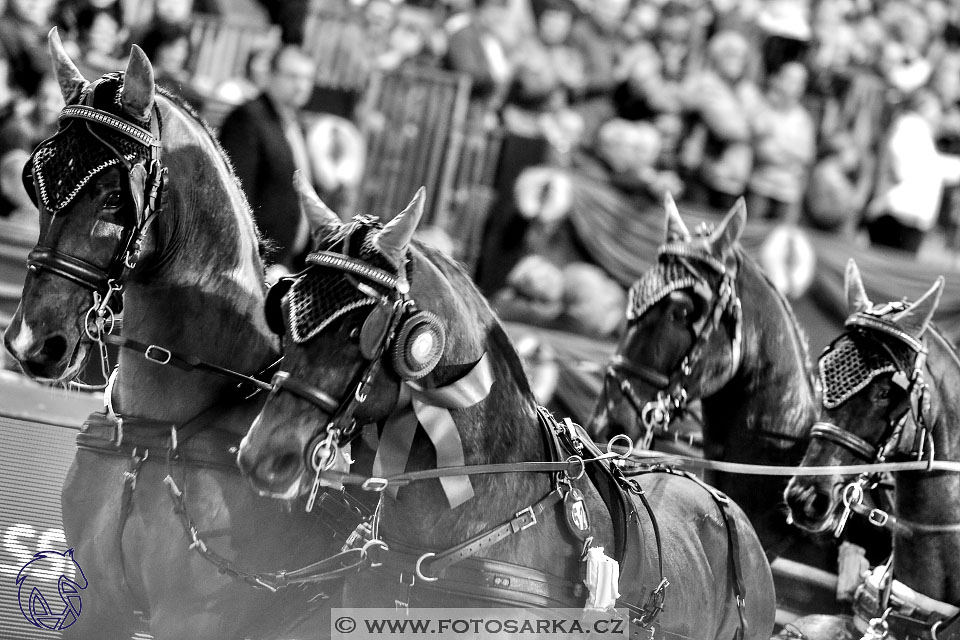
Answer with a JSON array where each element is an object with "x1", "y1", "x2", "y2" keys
[
  {"x1": 868, "y1": 509, "x2": 889, "y2": 527},
  {"x1": 144, "y1": 345, "x2": 172, "y2": 365},
  {"x1": 415, "y1": 552, "x2": 438, "y2": 582},
  {"x1": 361, "y1": 477, "x2": 389, "y2": 492},
  {"x1": 515, "y1": 506, "x2": 537, "y2": 531}
]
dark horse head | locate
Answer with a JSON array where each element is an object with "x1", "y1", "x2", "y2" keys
[
  {"x1": 785, "y1": 260, "x2": 948, "y2": 537},
  {"x1": 238, "y1": 174, "x2": 538, "y2": 503},
  {"x1": 3, "y1": 30, "x2": 267, "y2": 389},
  {"x1": 589, "y1": 195, "x2": 818, "y2": 556},
  {"x1": 590, "y1": 194, "x2": 815, "y2": 452},
  {"x1": 4, "y1": 31, "x2": 167, "y2": 381}
]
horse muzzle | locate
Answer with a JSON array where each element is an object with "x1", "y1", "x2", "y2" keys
[{"x1": 784, "y1": 480, "x2": 840, "y2": 535}]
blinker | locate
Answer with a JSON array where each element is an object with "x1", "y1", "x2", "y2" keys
[{"x1": 359, "y1": 300, "x2": 394, "y2": 360}]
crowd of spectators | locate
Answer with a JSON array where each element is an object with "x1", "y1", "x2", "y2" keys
[{"x1": 5, "y1": 0, "x2": 960, "y2": 292}]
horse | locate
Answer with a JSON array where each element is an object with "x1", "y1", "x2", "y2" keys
[
  {"x1": 3, "y1": 31, "x2": 355, "y2": 639},
  {"x1": 587, "y1": 195, "x2": 820, "y2": 561},
  {"x1": 785, "y1": 259, "x2": 960, "y2": 639},
  {"x1": 235, "y1": 176, "x2": 777, "y2": 640}
]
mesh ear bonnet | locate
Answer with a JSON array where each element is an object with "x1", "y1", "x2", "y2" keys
[
  {"x1": 820, "y1": 302, "x2": 920, "y2": 409},
  {"x1": 265, "y1": 218, "x2": 445, "y2": 380},
  {"x1": 627, "y1": 257, "x2": 714, "y2": 322},
  {"x1": 23, "y1": 74, "x2": 152, "y2": 213},
  {"x1": 819, "y1": 334, "x2": 898, "y2": 409}
]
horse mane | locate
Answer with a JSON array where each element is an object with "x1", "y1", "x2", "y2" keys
[
  {"x1": 738, "y1": 245, "x2": 818, "y2": 394},
  {"x1": 413, "y1": 242, "x2": 534, "y2": 399},
  {"x1": 154, "y1": 86, "x2": 269, "y2": 263}
]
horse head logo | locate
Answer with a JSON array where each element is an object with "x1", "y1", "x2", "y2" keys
[{"x1": 16, "y1": 548, "x2": 88, "y2": 630}]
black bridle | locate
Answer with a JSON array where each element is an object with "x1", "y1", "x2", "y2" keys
[
  {"x1": 268, "y1": 249, "x2": 416, "y2": 510},
  {"x1": 607, "y1": 240, "x2": 742, "y2": 448},
  {"x1": 812, "y1": 303, "x2": 936, "y2": 539},
  {"x1": 22, "y1": 74, "x2": 165, "y2": 381},
  {"x1": 813, "y1": 303, "x2": 932, "y2": 467}
]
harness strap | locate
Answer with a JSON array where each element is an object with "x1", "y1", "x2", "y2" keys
[
  {"x1": 26, "y1": 246, "x2": 112, "y2": 291},
  {"x1": 810, "y1": 422, "x2": 878, "y2": 461},
  {"x1": 633, "y1": 466, "x2": 748, "y2": 640},
  {"x1": 162, "y1": 471, "x2": 368, "y2": 592},
  {"x1": 375, "y1": 545, "x2": 585, "y2": 608},
  {"x1": 271, "y1": 370, "x2": 340, "y2": 414},
  {"x1": 609, "y1": 356, "x2": 671, "y2": 390},
  {"x1": 319, "y1": 458, "x2": 589, "y2": 490},
  {"x1": 102, "y1": 334, "x2": 276, "y2": 395},
  {"x1": 76, "y1": 411, "x2": 240, "y2": 472},
  {"x1": 417, "y1": 489, "x2": 565, "y2": 580}
]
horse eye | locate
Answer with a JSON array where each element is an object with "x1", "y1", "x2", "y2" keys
[
  {"x1": 101, "y1": 192, "x2": 123, "y2": 210},
  {"x1": 876, "y1": 386, "x2": 889, "y2": 400},
  {"x1": 349, "y1": 326, "x2": 361, "y2": 341}
]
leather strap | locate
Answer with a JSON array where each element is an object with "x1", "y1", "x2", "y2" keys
[
  {"x1": 375, "y1": 544, "x2": 585, "y2": 608},
  {"x1": 27, "y1": 246, "x2": 111, "y2": 292},
  {"x1": 102, "y1": 334, "x2": 276, "y2": 395},
  {"x1": 633, "y1": 466, "x2": 747, "y2": 640},
  {"x1": 811, "y1": 422, "x2": 878, "y2": 462},
  {"x1": 419, "y1": 489, "x2": 565, "y2": 580},
  {"x1": 270, "y1": 370, "x2": 340, "y2": 414},
  {"x1": 76, "y1": 411, "x2": 239, "y2": 472}
]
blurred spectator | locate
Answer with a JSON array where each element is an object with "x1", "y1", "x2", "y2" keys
[
  {"x1": 746, "y1": 61, "x2": 816, "y2": 222},
  {"x1": 804, "y1": 131, "x2": 874, "y2": 235},
  {"x1": 0, "y1": 148, "x2": 35, "y2": 222},
  {"x1": 0, "y1": 72, "x2": 62, "y2": 153},
  {"x1": 866, "y1": 90, "x2": 960, "y2": 254},
  {"x1": 680, "y1": 29, "x2": 760, "y2": 210},
  {"x1": 138, "y1": 20, "x2": 204, "y2": 110},
  {"x1": 376, "y1": 4, "x2": 439, "y2": 72},
  {"x1": 591, "y1": 118, "x2": 682, "y2": 201},
  {"x1": 444, "y1": 0, "x2": 513, "y2": 101},
  {"x1": 492, "y1": 253, "x2": 566, "y2": 325},
  {"x1": 71, "y1": 2, "x2": 126, "y2": 77},
  {"x1": 0, "y1": 0, "x2": 57, "y2": 97},
  {"x1": 219, "y1": 44, "x2": 317, "y2": 271},
  {"x1": 0, "y1": 73, "x2": 62, "y2": 218},
  {"x1": 212, "y1": 46, "x2": 272, "y2": 105}
]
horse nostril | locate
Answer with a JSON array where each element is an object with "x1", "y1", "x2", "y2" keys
[
  {"x1": 256, "y1": 451, "x2": 300, "y2": 488},
  {"x1": 806, "y1": 490, "x2": 833, "y2": 521},
  {"x1": 40, "y1": 334, "x2": 68, "y2": 362}
]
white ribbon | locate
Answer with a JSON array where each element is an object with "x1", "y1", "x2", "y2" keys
[{"x1": 372, "y1": 353, "x2": 494, "y2": 508}]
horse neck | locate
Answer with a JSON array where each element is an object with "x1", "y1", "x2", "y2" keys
[
  {"x1": 380, "y1": 257, "x2": 548, "y2": 550},
  {"x1": 891, "y1": 327, "x2": 960, "y2": 604},
  {"x1": 701, "y1": 258, "x2": 817, "y2": 461},
  {"x1": 110, "y1": 99, "x2": 277, "y2": 423}
]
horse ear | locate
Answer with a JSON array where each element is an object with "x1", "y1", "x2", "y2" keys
[
  {"x1": 120, "y1": 45, "x2": 155, "y2": 121},
  {"x1": 375, "y1": 186, "x2": 425, "y2": 267},
  {"x1": 48, "y1": 28, "x2": 87, "y2": 103},
  {"x1": 893, "y1": 277, "x2": 944, "y2": 338},
  {"x1": 663, "y1": 192, "x2": 691, "y2": 242},
  {"x1": 293, "y1": 171, "x2": 341, "y2": 236},
  {"x1": 708, "y1": 196, "x2": 746, "y2": 256},
  {"x1": 845, "y1": 259, "x2": 871, "y2": 314}
]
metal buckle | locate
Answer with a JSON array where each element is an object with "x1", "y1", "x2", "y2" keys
[
  {"x1": 144, "y1": 345, "x2": 172, "y2": 365},
  {"x1": 516, "y1": 506, "x2": 537, "y2": 531},
  {"x1": 415, "y1": 552, "x2": 438, "y2": 582},
  {"x1": 362, "y1": 477, "x2": 389, "y2": 492},
  {"x1": 868, "y1": 509, "x2": 889, "y2": 527}
]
